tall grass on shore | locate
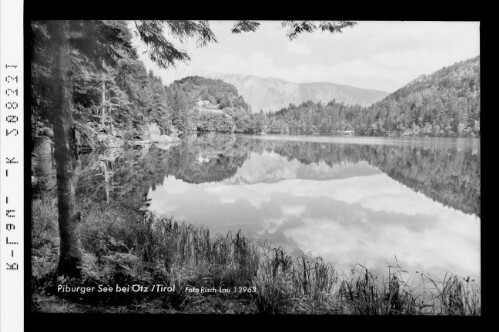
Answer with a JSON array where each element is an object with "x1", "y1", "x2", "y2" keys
[{"x1": 32, "y1": 198, "x2": 480, "y2": 315}]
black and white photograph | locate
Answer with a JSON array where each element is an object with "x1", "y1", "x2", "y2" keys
[{"x1": 29, "y1": 18, "x2": 481, "y2": 316}]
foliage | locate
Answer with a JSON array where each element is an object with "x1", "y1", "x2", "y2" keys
[
  {"x1": 196, "y1": 110, "x2": 235, "y2": 132},
  {"x1": 231, "y1": 21, "x2": 261, "y2": 34},
  {"x1": 132, "y1": 20, "x2": 216, "y2": 68},
  {"x1": 32, "y1": 20, "x2": 173, "y2": 141},
  {"x1": 168, "y1": 76, "x2": 250, "y2": 111},
  {"x1": 167, "y1": 76, "x2": 257, "y2": 133},
  {"x1": 166, "y1": 86, "x2": 190, "y2": 133},
  {"x1": 281, "y1": 21, "x2": 356, "y2": 40}
]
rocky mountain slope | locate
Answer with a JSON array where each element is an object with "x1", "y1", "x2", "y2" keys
[{"x1": 210, "y1": 73, "x2": 389, "y2": 112}]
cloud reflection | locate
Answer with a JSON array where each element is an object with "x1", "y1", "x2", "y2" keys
[{"x1": 148, "y1": 156, "x2": 479, "y2": 278}]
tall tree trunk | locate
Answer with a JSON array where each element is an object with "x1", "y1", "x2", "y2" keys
[
  {"x1": 102, "y1": 161, "x2": 110, "y2": 204},
  {"x1": 101, "y1": 79, "x2": 106, "y2": 128},
  {"x1": 47, "y1": 20, "x2": 82, "y2": 277}
]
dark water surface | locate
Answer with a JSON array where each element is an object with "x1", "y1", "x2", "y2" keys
[{"x1": 34, "y1": 133, "x2": 480, "y2": 278}]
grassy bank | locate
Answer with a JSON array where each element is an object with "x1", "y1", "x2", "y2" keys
[{"x1": 31, "y1": 198, "x2": 481, "y2": 315}]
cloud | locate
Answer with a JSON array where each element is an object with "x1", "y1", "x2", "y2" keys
[
  {"x1": 205, "y1": 50, "x2": 277, "y2": 77},
  {"x1": 205, "y1": 53, "x2": 249, "y2": 73},
  {"x1": 284, "y1": 213, "x2": 479, "y2": 277},
  {"x1": 199, "y1": 48, "x2": 479, "y2": 91},
  {"x1": 261, "y1": 217, "x2": 287, "y2": 234},
  {"x1": 137, "y1": 21, "x2": 480, "y2": 93},
  {"x1": 284, "y1": 41, "x2": 312, "y2": 55},
  {"x1": 281, "y1": 204, "x2": 306, "y2": 217},
  {"x1": 259, "y1": 204, "x2": 306, "y2": 236},
  {"x1": 280, "y1": 47, "x2": 477, "y2": 91},
  {"x1": 204, "y1": 182, "x2": 275, "y2": 209}
]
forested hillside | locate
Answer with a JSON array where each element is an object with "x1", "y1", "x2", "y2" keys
[
  {"x1": 363, "y1": 56, "x2": 480, "y2": 136},
  {"x1": 166, "y1": 76, "x2": 267, "y2": 134},
  {"x1": 169, "y1": 76, "x2": 250, "y2": 111},
  {"x1": 31, "y1": 20, "x2": 176, "y2": 150},
  {"x1": 267, "y1": 56, "x2": 480, "y2": 137}
]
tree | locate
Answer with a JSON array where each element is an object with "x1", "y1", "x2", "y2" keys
[
  {"x1": 280, "y1": 21, "x2": 356, "y2": 40},
  {"x1": 473, "y1": 120, "x2": 480, "y2": 134},
  {"x1": 46, "y1": 20, "x2": 82, "y2": 276},
  {"x1": 167, "y1": 86, "x2": 189, "y2": 132},
  {"x1": 40, "y1": 20, "x2": 144, "y2": 276}
]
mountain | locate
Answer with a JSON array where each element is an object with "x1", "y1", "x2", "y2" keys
[
  {"x1": 168, "y1": 76, "x2": 251, "y2": 112},
  {"x1": 363, "y1": 55, "x2": 480, "y2": 136},
  {"x1": 224, "y1": 152, "x2": 379, "y2": 185},
  {"x1": 379, "y1": 56, "x2": 480, "y2": 105},
  {"x1": 209, "y1": 73, "x2": 389, "y2": 113},
  {"x1": 168, "y1": 76, "x2": 259, "y2": 133}
]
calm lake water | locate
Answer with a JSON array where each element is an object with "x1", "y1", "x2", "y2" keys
[
  {"x1": 35, "y1": 133, "x2": 481, "y2": 278},
  {"x1": 146, "y1": 133, "x2": 480, "y2": 278}
]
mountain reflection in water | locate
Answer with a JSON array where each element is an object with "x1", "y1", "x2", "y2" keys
[{"x1": 34, "y1": 133, "x2": 480, "y2": 278}]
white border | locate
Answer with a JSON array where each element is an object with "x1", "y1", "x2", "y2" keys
[{"x1": 0, "y1": 0, "x2": 24, "y2": 331}]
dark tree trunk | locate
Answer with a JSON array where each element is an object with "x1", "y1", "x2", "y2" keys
[
  {"x1": 101, "y1": 79, "x2": 106, "y2": 128},
  {"x1": 47, "y1": 20, "x2": 82, "y2": 277}
]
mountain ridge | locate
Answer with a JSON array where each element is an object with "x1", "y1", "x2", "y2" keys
[{"x1": 208, "y1": 73, "x2": 390, "y2": 113}]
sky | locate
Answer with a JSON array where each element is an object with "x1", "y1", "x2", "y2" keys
[{"x1": 134, "y1": 21, "x2": 480, "y2": 93}]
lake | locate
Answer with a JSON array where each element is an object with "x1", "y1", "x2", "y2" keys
[
  {"x1": 148, "y1": 133, "x2": 480, "y2": 279},
  {"x1": 35, "y1": 133, "x2": 481, "y2": 279}
]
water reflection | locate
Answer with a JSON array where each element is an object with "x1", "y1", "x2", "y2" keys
[
  {"x1": 32, "y1": 133, "x2": 480, "y2": 277},
  {"x1": 148, "y1": 134, "x2": 480, "y2": 277}
]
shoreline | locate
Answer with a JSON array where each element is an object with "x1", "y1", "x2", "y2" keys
[{"x1": 31, "y1": 200, "x2": 481, "y2": 315}]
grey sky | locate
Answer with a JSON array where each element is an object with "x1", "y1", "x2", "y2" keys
[{"x1": 135, "y1": 21, "x2": 480, "y2": 92}]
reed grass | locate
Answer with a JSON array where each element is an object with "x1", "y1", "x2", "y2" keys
[{"x1": 31, "y1": 198, "x2": 481, "y2": 315}]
